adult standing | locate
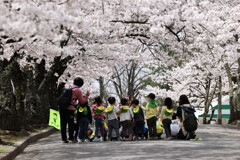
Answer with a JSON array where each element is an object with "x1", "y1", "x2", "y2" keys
[{"x1": 60, "y1": 77, "x2": 90, "y2": 143}]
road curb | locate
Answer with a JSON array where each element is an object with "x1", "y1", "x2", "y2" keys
[{"x1": 0, "y1": 127, "x2": 57, "y2": 160}]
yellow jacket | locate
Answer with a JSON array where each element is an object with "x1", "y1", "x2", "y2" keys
[{"x1": 141, "y1": 102, "x2": 159, "y2": 120}]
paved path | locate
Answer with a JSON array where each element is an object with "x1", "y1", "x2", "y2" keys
[{"x1": 15, "y1": 125, "x2": 240, "y2": 160}]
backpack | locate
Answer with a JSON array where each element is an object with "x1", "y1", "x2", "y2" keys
[
  {"x1": 79, "y1": 106, "x2": 88, "y2": 116},
  {"x1": 57, "y1": 87, "x2": 77, "y2": 109},
  {"x1": 170, "y1": 120, "x2": 180, "y2": 136},
  {"x1": 182, "y1": 106, "x2": 198, "y2": 132}
]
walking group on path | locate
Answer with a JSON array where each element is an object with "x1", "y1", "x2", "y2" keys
[{"x1": 58, "y1": 77, "x2": 198, "y2": 144}]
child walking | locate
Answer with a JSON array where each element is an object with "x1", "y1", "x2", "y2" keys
[
  {"x1": 92, "y1": 96, "x2": 105, "y2": 142},
  {"x1": 131, "y1": 99, "x2": 145, "y2": 140},
  {"x1": 159, "y1": 97, "x2": 174, "y2": 140},
  {"x1": 105, "y1": 97, "x2": 120, "y2": 141},
  {"x1": 141, "y1": 93, "x2": 159, "y2": 140},
  {"x1": 77, "y1": 101, "x2": 92, "y2": 142},
  {"x1": 117, "y1": 98, "x2": 133, "y2": 141}
]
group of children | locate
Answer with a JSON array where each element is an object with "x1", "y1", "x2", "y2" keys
[
  {"x1": 59, "y1": 78, "x2": 197, "y2": 143},
  {"x1": 74, "y1": 92, "x2": 183, "y2": 143}
]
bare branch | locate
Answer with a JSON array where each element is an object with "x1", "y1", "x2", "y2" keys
[
  {"x1": 165, "y1": 25, "x2": 185, "y2": 42},
  {"x1": 110, "y1": 19, "x2": 148, "y2": 24}
]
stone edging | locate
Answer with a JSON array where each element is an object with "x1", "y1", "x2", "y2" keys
[{"x1": 0, "y1": 127, "x2": 57, "y2": 160}]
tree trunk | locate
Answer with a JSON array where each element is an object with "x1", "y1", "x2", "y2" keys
[
  {"x1": 209, "y1": 105, "x2": 215, "y2": 123},
  {"x1": 36, "y1": 55, "x2": 72, "y2": 124},
  {"x1": 0, "y1": 53, "x2": 25, "y2": 131},
  {"x1": 12, "y1": 61, "x2": 27, "y2": 130},
  {"x1": 112, "y1": 66, "x2": 124, "y2": 99},
  {"x1": 99, "y1": 76, "x2": 105, "y2": 99},
  {"x1": 0, "y1": 60, "x2": 13, "y2": 130},
  {"x1": 237, "y1": 58, "x2": 240, "y2": 111},
  {"x1": 225, "y1": 63, "x2": 238, "y2": 124},
  {"x1": 237, "y1": 58, "x2": 240, "y2": 119},
  {"x1": 127, "y1": 61, "x2": 136, "y2": 99},
  {"x1": 218, "y1": 76, "x2": 222, "y2": 124},
  {"x1": 0, "y1": 54, "x2": 72, "y2": 130},
  {"x1": 203, "y1": 78, "x2": 211, "y2": 124},
  {"x1": 111, "y1": 60, "x2": 145, "y2": 100},
  {"x1": 203, "y1": 78, "x2": 217, "y2": 124}
]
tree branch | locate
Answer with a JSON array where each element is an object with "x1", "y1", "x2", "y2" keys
[
  {"x1": 165, "y1": 25, "x2": 185, "y2": 42},
  {"x1": 110, "y1": 20, "x2": 148, "y2": 24}
]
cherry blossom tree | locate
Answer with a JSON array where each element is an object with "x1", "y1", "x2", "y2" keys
[
  {"x1": 0, "y1": 0, "x2": 239, "y2": 130},
  {"x1": 140, "y1": 0, "x2": 240, "y2": 124},
  {"x1": 0, "y1": 0, "x2": 140, "y2": 130}
]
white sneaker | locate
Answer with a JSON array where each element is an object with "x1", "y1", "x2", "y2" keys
[
  {"x1": 100, "y1": 137, "x2": 104, "y2": 142},
  {"x1": 85, "y1": 139, "x2": 90, "y2": 142},
  {"x1": 92, "y1": 137, "x2": 99, "y2": 142},
  {"x1": 78, "y1": 139, "x2": 83, "y2": 143}
]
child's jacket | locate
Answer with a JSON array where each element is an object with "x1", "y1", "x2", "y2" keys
[
  {"x1": 132, "y1": 107, "x2": 144, "y2": 122},
  {"x1": 77, "y1": 106, "x2": 92, "y2": 124},
  {"x1": 106, "y1": 105, "x2": 119, "y2": 121},
  {"x1": 119, "y1": 106, "x2": 133, "y2": 122},
  {"x1": 92, "y1": 104, "x2": 104, "y2": 119},
  {"x1": 141, "y1": 100, "x2": 159, "y2": 120},
  {"x1": 160, "y1": 106, "x2": 173, "y2": 120}
]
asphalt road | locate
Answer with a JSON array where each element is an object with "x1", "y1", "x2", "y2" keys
[{"x1": 15, "y1": 124, "x2": 240, "y2": 160}]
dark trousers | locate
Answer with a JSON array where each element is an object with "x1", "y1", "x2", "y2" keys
[
  {"x1": 177, "y1": 129, "x2": 187, "y2": 139},
  {"x1": 94, "y1": 118, "x2": 104, "y2": 137},
  {"x1": 122, "y1": 120, "x2": 133, "y2": 137},
  {"x1": 78, "y1": 117, "x2": 89, "y2": 139},
  {"x1": 108, "y1": 119, "x2": 120, "y2": 139},
  {"x1": 74, "y1": 123, "x2": 79, "y2": 141},
  {"x1": 60, "y1": 109, "x2": 75, "y2": 141},
  {"x1": 147, "y1": 116, "x2": 157, "y2": 138},
  {"x1": 134, "y1": 121, "x2": 145, "y2": 137},
  {"x1": 74, "y1": 114, "x2": 80, "y2": 140},
  {"x1": 162, "y1": 119, "x2": 172, "y2": 138}
]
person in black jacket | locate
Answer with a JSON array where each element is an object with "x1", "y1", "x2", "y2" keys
[
  {"x1": 131, "y1": 99, "x2": 145, "y2": 140},
  {"x1": 77, "y1": 101, "x2": 92, "y2": 142},
  {"x1": 176, "y1": 95, "x2": 190, "y2": 122},
  {"x1": 176, "y1": 94, "x2": 196, "y2": 140}
]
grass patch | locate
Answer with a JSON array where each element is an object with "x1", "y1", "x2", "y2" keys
[
  {"x1": 0, "y1": 145, "x2": 9, "y2": 154},
  {"x1": 0, "y1": 124, "x2": 48, "y2": 155},
  {"x1": 0, "y1": 130, "x2": 29, "y2": 155}
]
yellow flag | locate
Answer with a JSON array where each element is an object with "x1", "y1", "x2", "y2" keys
[{"x1": 49, "y1": 109, "x2": 61, "y2": 130}]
